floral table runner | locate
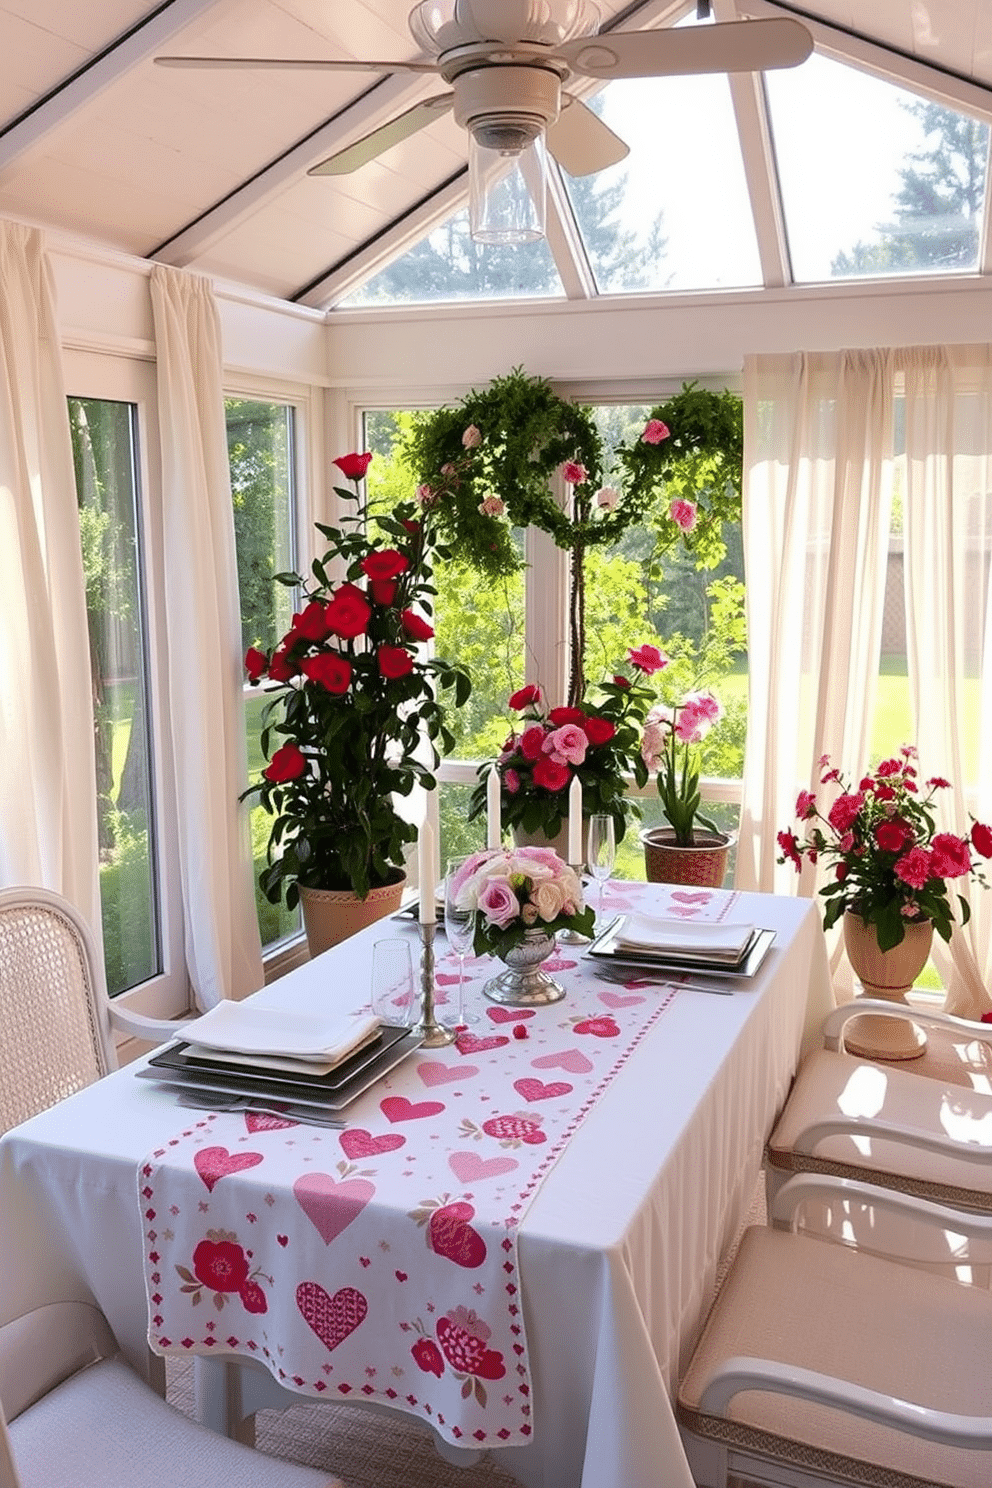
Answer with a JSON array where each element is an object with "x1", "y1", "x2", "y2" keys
[{"x1": 139, "y1": 881, "x2": 738, "y2": 1447}]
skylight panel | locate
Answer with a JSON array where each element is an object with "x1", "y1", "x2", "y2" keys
[
  {"x1": 766, "y1": 53, "x2": 990, "y2": 282},
  {"x1": 559, "y1": 71, "x2": 763, "y2": 295},
  {"x1": 340, "y1": 210, "x2": 564, "y2": 308}
]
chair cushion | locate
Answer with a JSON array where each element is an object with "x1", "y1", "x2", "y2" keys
[
  {"x1": 8, "y1": 1356, "x2": 341, "y2": 1488},
  {"x1": 766, "y1": 1049, "x2": 992, "y2": 1209},
  {"x1": 678, "y1": 1225, "x2": 992, "y2": 1488}
]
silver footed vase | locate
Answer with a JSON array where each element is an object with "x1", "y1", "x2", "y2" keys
[{"x1": 483, "y1": 929, "x2": 565, "y2": 1006}]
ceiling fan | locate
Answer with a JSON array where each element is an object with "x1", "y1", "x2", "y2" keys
[{"x1": 157, "y1": 1, "x2": 813, "y2": 242}]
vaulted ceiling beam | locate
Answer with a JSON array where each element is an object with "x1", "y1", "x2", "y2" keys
[{"x1": 0, "y1": 0, "x2": 236, "y2": 172}]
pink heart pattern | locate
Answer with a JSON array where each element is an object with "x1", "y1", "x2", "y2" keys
[
  {"x1": 487, "y1": 1007, "x2": 535, "y2": 1024},
  {"x1": 456, "y1": 1031, "x2": 509, "y2": 1054},
  {"x1": 193, "y1": 1145, "x2": 263, "y2": 1193},
  {"x1": 448, "y1": 1150, "x2": 519, "y2": 1183},
  {"x1": 380, "y1": 1095, "x2": 446, "y2": 1123},
  {"x1": 671, "y1": 889, "x2": 711, "y2": 904},
  {"x1": 598, "y1": 989, "x2": 646, "y2": 1008},
  {"x1": 338, "y1": 1128, "x2": 405, "y2": 1160},
  {"x1": 514, "y1": 1077, "x2": 573, "y2": 1103},
  {"x1": 244, "y1": 1111, "x2": 297, "y2": 1132},
  {"x1": 293, "y1": 1172, "x2": 375, "y2": 1244},
  {"x1": 418, "y1": 1060, "x2": 479, "y2": 1087},
  {"x1": 296, "y1": 1282, "x2": 368, "y2": 1352},
  {"x1": 531, "y1": 1049, "x2": 594, "y2": 1074}
]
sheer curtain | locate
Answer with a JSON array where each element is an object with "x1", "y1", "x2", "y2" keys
[
  {"x1": 738, "y1": 350, "x2": 894, "y2": 952},
  {"x1": 150, "y1": 265, "x2": 263, "y2": 1008},
  {"x1": 0, "y1": 221, "x2": 102, "y2": 943},
  {"x1": 901, "y1": 345, "x2": 992, "y2": 1019}
]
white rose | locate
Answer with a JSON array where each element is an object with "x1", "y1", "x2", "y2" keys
[{"x1": 531, "y1": 879, "x2": 567, "y2": 923}]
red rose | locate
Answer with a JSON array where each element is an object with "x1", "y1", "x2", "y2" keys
[
  {"x1": 412, "y1": 1338, "x2": 444, "y2": 1377},
  {"x1": 192, "y1": 1238, "x2": 249, "y2": 1294},
  {"x1": 972, "y1": 822, "x2": 992, "y2": 858},
  {"x1": 612, "y1": 675, "x2": 630, "y2": 689},
  {"x1": 291, "y1": 600, "x2": 330, "y2": 642},
  {"x1": 267, "y1": 645, "x2": 295, "y2": 682},
  {"x1": 548, "y1": 706, "x2": 585, "y2": 726},
  {"x1": 378, "y1": 645, "x2": 414, "y2": 679},
  {"x1": 301, "y1": 654, "x2": 352, "y2": 693},
  {"x1": 244, "y1": 646, "x2": 267, "y2": 683},
  {"x1": 508, "y1": 684, "x2": 542, "y2": 710},
  {"x1": 584, "y1": 717, "x2": 616, "y2": 746},
  {"x1": 333, "y1": 451, "x2": 373, "y2": 481},
  {"x1": 532, "y1": 756, "x2": 570, "y2": 791},
  {"x1": 263, "y1": 742, "x2": 306, "y2": 783},
  {"x1": 401, "y1": 609, "x2": 434, "y2": 642},
  {"x1": 324, "y1": 583, "x2": 371, "y2": 639},
  {"x1": 361, "y1": 549, "x2": 409, "y2": 582},
  {"x1": 519, "y1": 725, "x2": 547, "y2": 761},
  {"x1": 370, "y1": 579, "x2": 397, "y2": 606},
  {"x1": 401, "y1": 518, "x2": 420, "y2": 536}
]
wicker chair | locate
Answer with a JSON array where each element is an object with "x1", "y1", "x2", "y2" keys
[{"x1": 677, "y1": 1173, "x2": 992, "y2": 1488}]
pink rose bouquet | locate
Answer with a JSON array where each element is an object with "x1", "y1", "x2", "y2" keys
[
  {"x1": 777, "y1": 748, "x2": 992, "y2": 950},
  {"x1": 450, "y1": 846, "x2": 594, "y2": 956}
]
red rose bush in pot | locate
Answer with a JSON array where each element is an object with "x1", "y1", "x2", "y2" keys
[{"x1": 242, "y1": 451, "x2": 471, "y2": 912}]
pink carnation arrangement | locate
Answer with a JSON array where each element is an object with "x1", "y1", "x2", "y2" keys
[
  {"x1": 450, "y1": 847, "x2": 594, "y2": 955},
  {"x1": 777, "y1": 748, "x2": 992, "y2": 950}
]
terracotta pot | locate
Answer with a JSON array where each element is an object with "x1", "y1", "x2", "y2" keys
[
  {"x1": 298, "y1": 874, "x2": 407, "y2": 958},
  {"x1": 841, "y1": 910, "x2": 934, "y2": 1061},
  {"x1": 640, "y1": 827, "x2": 734, "y2": 888}
]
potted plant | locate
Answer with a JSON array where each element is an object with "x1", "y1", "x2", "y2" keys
[
  {"x1": 242, "y1": 451, "x2": 471, "y2": 955},
  {"x1": 637, "y1": 646, "x2": 733, "y2": 885},
  {"x1": 778, "y1": 748, "x2": 992, "y2": 1057},
  {"x1": 467, "y1": 653, "x2": 656, "y2": 855}
]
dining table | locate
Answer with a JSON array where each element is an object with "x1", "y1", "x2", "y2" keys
[{"x1": 0, "y1": 879, "x2": 832, "y2": 1488}]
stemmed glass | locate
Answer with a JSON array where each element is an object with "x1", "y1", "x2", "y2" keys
[
  {"x1": 370, "y1": 938, "x2": 416, "y2": 1026},
  {"x1": 444, "y1": 855, "x2": 478, "y2": 1027},
  {"x1": 586, "y1": 814, "x2": 616, "y2": 927}
]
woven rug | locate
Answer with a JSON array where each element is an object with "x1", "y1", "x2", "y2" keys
[{"x1": 166, "y1": 1179, "x2": 767, "y2": 1486}]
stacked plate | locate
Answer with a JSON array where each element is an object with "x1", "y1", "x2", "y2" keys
[
  {"x1": 585, "y1": 914, "x2": 775, "y2": 979},
  {"x1": 138, "y1": 1002, "x2": 423, "y2": 1114}
]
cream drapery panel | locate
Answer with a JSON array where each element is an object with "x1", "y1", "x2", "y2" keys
[
  {"x1": 150, "y1": 265, "x2": 263, "y2": 1009},
  {"x1": 0, "y1": 221, "x2": 102, "y2": 944},
  {"x1": 901, "y1": 345, "x2": 992, "y2": 1019},
  {"x1": 737, "y1": 350, "x2": 894, "y2": 938}
]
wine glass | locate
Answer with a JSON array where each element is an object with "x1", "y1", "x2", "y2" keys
[
  {"x1": 370, "y1": 938, "x2": 416, "y2": 1026},
  {"x1": 586, "y1": 814, "x2": 616, "y2": 927},
  {"x1": 444, "y1": 855, "x2": 478, "y2": 1027}
]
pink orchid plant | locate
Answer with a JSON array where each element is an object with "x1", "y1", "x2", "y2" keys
[
  {"x1": 637, "y1": 646, "x2": 725, "y2": 847},
  {"x1": 777, "y1": 748, "x2": 992, "y2": 950},
  {"x1": 450, "y1": 846, "x2": 594, "y2": 956}
]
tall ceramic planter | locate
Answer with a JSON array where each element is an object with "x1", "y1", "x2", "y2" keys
[
  {"x1": 842, "y1": 910, "x2": 934, "y2": 1061},
  {"x1": 298, "y1": 874, "x2": 406, "y2": 958},
  {"x1": 640, "y1": 827, "x2": 734, "y2": 888}
]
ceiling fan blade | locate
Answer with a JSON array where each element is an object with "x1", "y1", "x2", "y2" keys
[
  {"x1": 557, "y1": 17, "x2": 813, "y2": 80},
  {"x1": 154, "y1": 55, "x2": 438, "y2": 74},
  {"x1": 547, "y1": 97, "x2": 628, "y2": 177},
  {"x1": 308, "y1": 95, "x2": 454, "y2": 175}
]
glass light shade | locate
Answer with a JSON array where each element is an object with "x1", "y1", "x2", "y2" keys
[{"x1": 469, "y1": 129, "x2": 548, "y2": 243}]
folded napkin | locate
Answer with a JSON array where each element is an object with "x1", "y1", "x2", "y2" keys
[
  {"x1": 181, "y1": 1003, "x2": 381, "y2": 1063},
  {"x1": 613, "y1": 915, "x2": 755, "y2": 962}
]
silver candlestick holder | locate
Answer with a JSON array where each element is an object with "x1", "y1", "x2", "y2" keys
[
  {"x1": 411, "y1": 921, "x2": 456, "y2": 1048},
  {"x1": 557, "y1": 860, "x2": 591, "y2": 945}
]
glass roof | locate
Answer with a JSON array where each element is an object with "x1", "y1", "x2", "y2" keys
[{"x1": 339, "y1": 34, "x2": 990, "y2": 310}]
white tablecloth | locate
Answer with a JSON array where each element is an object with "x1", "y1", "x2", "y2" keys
[{"x1": 0, "y1": 887, "x2": 831, "y2": 1488}]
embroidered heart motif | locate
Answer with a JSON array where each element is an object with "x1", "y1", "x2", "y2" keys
[
  {"x1": 575, "y1": 1014, "x2": 621, "y2": 1038},
  {"x1": 277, "y1": 1234, "x2": 289, "y2": 1247},
  {"x1": 380, "y1": 1095, "x2": 446, "y2": 1123},
  {"x1": 456, "y1": 1031, "x2": 509, "y2": 1054},
  {"x1": 338, "y1": 1128, "x2": 405, "y2": 1160},
  {"x1": 671, "y1": 890, "x2": 711, "y2": 904},
  {"x1": 418, "y1": 1060, "x2": 479, "y2": 1087},
  {"x1": 543, "y1": 956, "x2": 577, "y2": 971},
  {"x1": 598, "y1": 989, "x2": 646, "y2": 1008},
  {"x1": 448, "y1": 1150, "x2": 519, "y2": 1183},
  {"x1": 669, "y1": 906, "x2": 701, "y2": 918},
  {"x1": 293, "y1": 1172, "x2": 375, "y2": 1244},
  {"x1": 487, "y1": 1007, "x2": 535, "y2": 1024},
  {"x1": 193, "y1": 1146, "x2": 263, "y2": 1193},
  {"x1": 244, "y1": 1111, "x2": 297, "y2": 1132},
  {"x1": 531, "y1": 1049, "x2": 593, "y2": 1074},
  {"x1": 514, "y1": 1077, "x2": 573, "y2": 1102},
  {"x1": 296, "y1": 1282, "x2": 367, "y2": 1351},
  {"x1": 435, "y1": 972, "x2": 462, "y2": 986}
]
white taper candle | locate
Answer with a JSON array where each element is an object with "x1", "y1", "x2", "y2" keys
[
  {"x1": 486, "y1": 768, "x2": 502, "y2": 851},
  {"x1": 568, "y1": 774, "x2": 583, "y2": 865},
  {"x1": 419, "y1": 819, "x2": 436, "y2": 924}
]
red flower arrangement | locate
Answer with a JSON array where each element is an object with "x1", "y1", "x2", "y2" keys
[
  {"x1": 778, "y1": 748, "x2": 992, "y2": 950},
  {"x1": 241, "y1": 453, "x2": 470, "y2": 903}
]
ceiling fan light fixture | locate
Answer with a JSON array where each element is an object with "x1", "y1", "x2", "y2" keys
[
  {"x1": 468, "y1": 127, "x2": 548, "y2": 244},
  {"x1": 411, "y1": 0, "x2": 600, "y2": 54}
]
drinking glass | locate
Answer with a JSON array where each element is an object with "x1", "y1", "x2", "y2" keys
[
  {"x1": 444, "y1": 855, "x2": 478, "y2": 1027},
  {"x1": 586, "y1": 814, "x2": 616, "y2": 926},
  {"x1": 370, "y1": 938, "x2": 416, "y2": 1026}
]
